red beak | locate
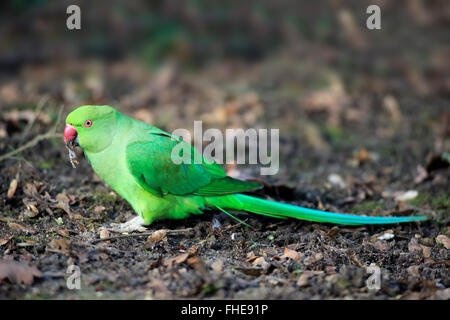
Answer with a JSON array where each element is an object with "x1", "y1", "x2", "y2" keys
[{"x1": 64, "y1": 124, "x2": 77, "y2": 145}]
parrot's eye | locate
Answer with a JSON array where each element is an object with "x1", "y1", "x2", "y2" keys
[{"x1": 84, "y1": 119, "x2": 93, "y2": 127}]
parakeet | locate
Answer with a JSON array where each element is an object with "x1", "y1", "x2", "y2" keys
[{"x1": 64, "y1": 105, "x2": 426, "y2": 232}]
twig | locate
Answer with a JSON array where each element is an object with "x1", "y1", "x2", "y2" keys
[
  {"x1": 0, "y1": 105, "x2": 64, "y2": 162},
  {"x1": 21, "y1": 95, "x2": 49, "y2": 139},
  {"x1": 90, "y1": 228, "x2": 193, "y2": 244}
]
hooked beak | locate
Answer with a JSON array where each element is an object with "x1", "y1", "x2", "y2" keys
[{"x1": 64, "y1": 124, "x2": 79, "y2": 147}]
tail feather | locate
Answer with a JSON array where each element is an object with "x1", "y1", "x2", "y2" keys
[{"x1": 213, "y1": 194, "x2": 427, "y2": 225}]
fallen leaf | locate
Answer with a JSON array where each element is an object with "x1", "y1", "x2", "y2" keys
[
  {"x1": 9, "y1": 222, "x2": 36, "y2": 234},
  {"x1": 57, "y1": 229, "x2": 69, "y2": 237},
  {"x1": 327, "y1": 226, "x2": 340, "y2": 239},
  {"x1": 187, "y1": 256, "x2": 207, "y2": 275},
  {"x1": 188, "y1": 245, "x2": 199, "y2": 255},
  {"x1": 252, "y1": 257, "x2": 266, "y2": 266},
  {"x1": 23, "y1": 199, "x2": 39, "y2": 218},
  {"x1": 436, "y1": 235, "x2": 450, "y2": 249},
  {"x1": 49, "y1": 238, "x2": 70, "y2": 255},
  {"x1": 0, "y1": 260, "x2": 42, "y2": 285},
  {"x1": 54, "y1": 192, "x2": 72, "y2": 216},
  {"x1": 7, "y1": 179, "x2": 18, "y2": 198},
  {"x1": 0, "y1": 236, "x2": 13, "y2": 246},
  {"x1": 296, "y1": 271, "x2": 323, "y2": 287},
  {"x1": 280, "y1": 248, "x2": 301, "y2": 261},
  {"x1": 22, "y1": 183, "x2": 38, "y2": 198},
  {"x1": 145, "y1": 229, "x2": 167, "y2": 248},
  {"x1": 235, "y1": 267, "x2": 264, "y2": 277},
  {"x1": 163, "y1": 252, "x2": 189, "y2": 266},
  {"x1": 245, "y1": 255, "x2": 262, "y2": 263}
]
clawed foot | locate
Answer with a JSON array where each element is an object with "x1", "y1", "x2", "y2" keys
[{"x1": 106, "y1": 216, "x2": 147, "y2": 233}]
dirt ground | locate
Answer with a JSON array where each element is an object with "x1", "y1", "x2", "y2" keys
[{"x1": 0, "y1": 2, "x2": 449, "y2": 300}]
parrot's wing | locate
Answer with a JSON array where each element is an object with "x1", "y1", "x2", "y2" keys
[{"x1": 125, "y1": 133, "x2": 262, "y2": 197}]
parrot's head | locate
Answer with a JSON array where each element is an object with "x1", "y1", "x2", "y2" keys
[{"x1": 64, "y1": 105, "x2": 118, "y2": 153}]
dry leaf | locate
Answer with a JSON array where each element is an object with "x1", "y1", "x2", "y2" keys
[
  {"x1": 436, "y1": 235, "x2": 450, "y2": 249},
  {"x1": 23, "y1": 199, "x2": 39, "y2": 218},
  {"x1": 49, "y1": 238, "x2": 70, "y2": 255},
  {"x1": 235, "y1": 267, "x2": 264, "y2": 277},
  {"x1": 22, "y1": 183, "x2": 38, "y2": 198},
  {"x1": 54, "y1": 192, "x2": 72, "y2": 215},
  {"x1": 57, "y1": 229, "x2": 69, "y2": 237},
  {"x1": 145, "y1": 229, "x2": 167, "y2": 249},
  {"x1": 0, "y1": 236, "x2": 13, "y2": 246},
  {"x1": 280, "y1": 248, "x2": 301, "y2": 261},
  {"x1": 9, "y1": 222, "x2": 36, "y2": 234},
  {"x1": 252, "y1": 257, "x2": 266, "y2": 266},
  {"x1": 297, "y1": 271, "x2": 323, "y2": 287},
  {"x1": 163, "y1": 252, "x2": 189, "y2": 266},
  {"x1": 187, "y1": 256, "x2": 207, "y2": 275},
  {"x1": 0, "y1": 260, "x2": 42, "y2": 285},
  {"x1": 245, "y1": 255, "x2": 261, "y2": 263},
  {"x1": 7, "y1": 179, "x2": 18, "y2": 198},
  {"x1": 188, "y1": 245, "x2": 199, "y2": 255}
]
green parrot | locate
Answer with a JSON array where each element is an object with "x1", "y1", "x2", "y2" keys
[{"x1": 63, "y1": 105, "x2": 426, "y2": 232}]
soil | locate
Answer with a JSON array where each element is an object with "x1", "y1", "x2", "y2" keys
[{"x1": 0, "y1": 1, "x2": 449, "y2": 300}]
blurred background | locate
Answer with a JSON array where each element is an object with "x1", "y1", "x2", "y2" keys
[
  {"x1": 0, "y1": 0, "x2": 449, "y2": 190},
  {"x1": 0, "y1": 0, "x2": 449, "y2": 300}
]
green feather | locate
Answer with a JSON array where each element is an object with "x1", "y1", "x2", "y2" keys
[
  {"x1": 65, "y1": 105, "x2": 428, "y2": 226},
  {"x1": 212, "y1": 194, "x2": 427, "y2": 225}
]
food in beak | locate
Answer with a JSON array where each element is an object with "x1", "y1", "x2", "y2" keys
[
  {"x1": 64, "y1": 124, "x2": 79, "y2": 168},
  {"x1": 66, "y1": 144, "x2": 79, "y2": 168}
]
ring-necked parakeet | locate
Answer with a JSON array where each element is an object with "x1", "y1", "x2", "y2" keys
[{"x1": 63, "y1": 105, "x2": 426, "y2": 232}]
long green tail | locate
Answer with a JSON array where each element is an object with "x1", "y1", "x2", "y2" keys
[{"x1": 211, "y1": 194, "x2": 427, "y2": 225}]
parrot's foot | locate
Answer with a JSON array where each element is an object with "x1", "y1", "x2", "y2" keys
[{"x1": 107, "y1": 216, "x2": 147, "y2": 233}]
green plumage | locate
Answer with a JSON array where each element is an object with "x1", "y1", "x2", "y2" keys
[{"x1": 65, "y1": 105, "x2": 427, "y2": 226}]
